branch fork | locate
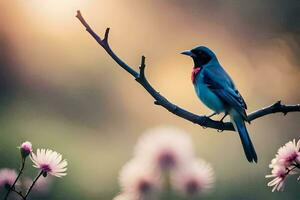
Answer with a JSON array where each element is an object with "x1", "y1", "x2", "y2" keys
[{"x1": 76, "y1": 10, "x2": 300, "y2": 132}]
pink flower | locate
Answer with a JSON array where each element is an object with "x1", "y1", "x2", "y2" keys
[
  {"x1": 266, "y1": 166, "x2": 289, "y2": 192},
  {"x1": 172, "y1": 159, "x2": 215, "y2": 196},
  {"x1": 266, "y1": 139, "x2": 300, "y2": 192},
  {"x1": 119, "y1": 158, "x2": 161, "y2": 199},
  {"x1": 0, "y1": 169, "x2": 17, "y2": 189},
  {"x1": 134, "y1": 127, "x2": 194, "y2": 171},
  {"x1": 20, "y1": 141, "x2": 33, "y2": 158},
  {"x1": 30, "y1": 149, "x2": 67, "y2": 177},
  {"x1": 271, "y1": 139, "x2": 300, "y2": 168}
]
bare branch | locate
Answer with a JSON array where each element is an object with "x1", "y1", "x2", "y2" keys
[
  {"x1": 76, "y1": 11, "x2": 103, "y2": 46},
  {"x1": 137, "y1": 56, "x2": 146, "y2": 81},
  {"x1": 76, "y1": 10, "x2": 138, "y2": 78},
  {"x1": 76, "y1": 11, "x2": 300, "y2": 132},
  {"x1": 103, "y1": 28, "x2": 110, "y2": 44},
  {"x1": 248, "y1": 101, "x2": 300, "y2": 121}
]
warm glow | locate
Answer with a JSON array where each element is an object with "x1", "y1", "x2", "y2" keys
[{"x1": 20, "y1": 0, "x2": 89, "y2": 20}]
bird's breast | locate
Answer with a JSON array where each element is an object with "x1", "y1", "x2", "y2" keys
[{"x1": 194, "y1": 74, "x2": 225, "y2": 113}]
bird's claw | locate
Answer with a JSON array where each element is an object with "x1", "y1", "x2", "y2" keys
[
  {"x1": 217, "y1": 113, "x2": 227, "y2": 133},
  {"x1": 206, "y1": 112, "x2": 217, "y2": 118},
  {"x1": 220, "y1": 113, "x2": 228, "y2": 123},
  {"x1": 217, "y1": 122, "x2": 225, "y2": 132}
]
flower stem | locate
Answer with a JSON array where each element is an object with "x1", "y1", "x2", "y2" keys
[
  {"x1": 24, "y1": 171, "x2": 43, "y2": 199},
  {"x1": 286, "y1": 165, "x2": 297, "y2": 175},
  {"x1": 11, "y1": 188, "x2": 25, "y2": 200},
  {"x1": 161, "y1": 170, "x2": 173, "y2": 199},
  {"x1": 4, "y1": 158, "x2": 26, "y2": 200}
]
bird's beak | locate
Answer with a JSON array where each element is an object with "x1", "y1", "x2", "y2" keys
[{"x1": 180, "y1": 50, "x2": 194, "y2": 57}]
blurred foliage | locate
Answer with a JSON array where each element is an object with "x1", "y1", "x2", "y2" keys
[{"x1": 0, "y1": 0, "x2": 299, "y2": 199}]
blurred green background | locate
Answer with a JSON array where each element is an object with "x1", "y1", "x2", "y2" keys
[{"x1": 0, "y1": 0, "x2": 299, "y2": 199}]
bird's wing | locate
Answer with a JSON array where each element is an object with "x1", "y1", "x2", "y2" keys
[
  {"x1": 235, "y1": 89, "x2": 247, "y2": 109},
  {"x1": 203, "y1": 65, "x2": 248, "y2": 120}
]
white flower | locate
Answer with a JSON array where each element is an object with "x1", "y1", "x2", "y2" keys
[
  {"x1": 0, "y1": 168, "x2": 17, "y2": 189},
  {"x1": 172, "y1": 159, "x2": 215, "y2": 196},
  {"x1": 270, "y1": 139, "x2": 300, "y2": 168},
  {"x1": 119, "y1": 158, "x2": 161, "y2": 199},
  {"x1": 266, "y1": 139, "x2": 300, "y2": 192},
  {"x1": 266, "y1": 165, "x2": 289, "y2": 192},
  {"x1": 134, "y1": 126, "x2": 194, "y2": 171},
  {"x1": 30, "y1": 149, "x2": 67, "y2": 177}
]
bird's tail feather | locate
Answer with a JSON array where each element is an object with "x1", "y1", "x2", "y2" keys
[{"x1": 230, "y1": 111, "x2": 257, "y2": 163}]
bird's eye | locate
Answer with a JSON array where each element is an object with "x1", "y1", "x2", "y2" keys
[
  {"x1": 199, "y1": 51, "x2": 207, "y2": 58},
  {"x1": 199, "y1": 51, "x2": 208, "y2": 58}
]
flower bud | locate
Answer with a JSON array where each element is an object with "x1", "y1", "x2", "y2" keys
[{"x1": 20, "y1": 141, "x2": 32, "y2": 158}]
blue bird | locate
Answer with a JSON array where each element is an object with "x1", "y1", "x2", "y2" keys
[{"x1": 181, "y1": 46, "x2": 257, "y2": 163}]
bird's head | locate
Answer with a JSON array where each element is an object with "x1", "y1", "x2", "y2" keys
[{"x1": 181, "y1": 46, "x2": 217, "y2": 68}]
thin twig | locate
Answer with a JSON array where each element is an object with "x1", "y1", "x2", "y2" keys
[{"x1": 76, "y1": 10, "x2": 300, "y2": 132}]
